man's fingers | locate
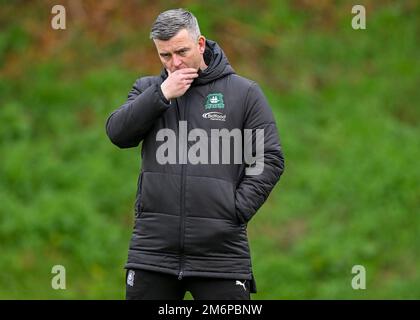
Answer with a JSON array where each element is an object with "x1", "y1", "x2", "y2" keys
[
  {"x1": 182, "y1": 72, "x2": 199, "y2": 80},
  {"x1": 177, "y1": 69, "x2": 199, "y2": 78},
  {"x1": 182, "y1": 76, "x2": 197, "y2": 83},
  {"x1": 179, "y1": 68, "x2": 199, "y2": 74}
]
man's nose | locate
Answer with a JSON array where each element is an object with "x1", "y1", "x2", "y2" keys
[{"x1": 172, "y1": 54, "x2": 182, "y2": 67}]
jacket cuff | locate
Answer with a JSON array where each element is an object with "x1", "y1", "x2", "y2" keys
[{"x1": 156, "y1": 84, "x2": 171, "y2": 105}]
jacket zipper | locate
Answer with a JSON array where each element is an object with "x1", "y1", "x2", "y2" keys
[
  {"x1": 177, "y1": 97, "x2": 188, "y2": 280},
  {"x1": 179, "y1": 163, "x2": 186, "y2": 280}
]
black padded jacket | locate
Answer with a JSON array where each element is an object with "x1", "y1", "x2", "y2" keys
[{"x1": 106, "y1": 40, "x2": 285, "y2": 291}]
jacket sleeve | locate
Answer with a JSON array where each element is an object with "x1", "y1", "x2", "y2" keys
[
  {"x1": 105, "y1": 78, "x2": 171, "y2": 148},
  {"x1": 235, "y1": 82, "x2": 285, "y2": 223}
]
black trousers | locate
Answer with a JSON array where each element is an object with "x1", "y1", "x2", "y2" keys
[{"x1": 125, "y1": 269, "x2": 251, "y2": 300}]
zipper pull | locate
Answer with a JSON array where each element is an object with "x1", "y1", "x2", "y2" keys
[{"x1": 178, "y1": 271, "x2": 183, "y2": 280}]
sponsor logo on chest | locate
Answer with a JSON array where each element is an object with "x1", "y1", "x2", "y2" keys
[
  {"x1": 203, "y1": 93, "x2": 226, "y2": 121},
  {"x1": 205, "y1": 93, "x2": 225, "y2": 109}
]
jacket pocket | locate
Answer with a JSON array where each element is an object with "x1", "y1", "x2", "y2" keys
[
  {"x1": 134, "y1": 172, "x2": 144, "y2": 218},
  {"x1": 233, "y1": 185, "x2": 246, "y2": 226},
  {"x1": 233, "y1": 196, "x2": 246, "y2": 227},
  {"x1": 232, "y1": 184, "x2": 246, "y2": 227}
]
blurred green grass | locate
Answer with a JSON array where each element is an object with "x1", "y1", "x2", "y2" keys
[{"x1": 0, "y1": 0, "x2": 419, "y2": 299}]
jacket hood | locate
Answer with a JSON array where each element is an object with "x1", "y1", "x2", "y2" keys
[{"x1": 160, "y1": 39, "x2": 235, "y2": 85}]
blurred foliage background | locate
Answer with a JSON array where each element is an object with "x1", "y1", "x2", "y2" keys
[{"x1": 0, "y1": 0, "x2": 419, "y2": 299}]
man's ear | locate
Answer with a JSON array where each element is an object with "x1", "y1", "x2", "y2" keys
[{"x1": 198, "y1": 35, "x2": 206, "y2": 54}]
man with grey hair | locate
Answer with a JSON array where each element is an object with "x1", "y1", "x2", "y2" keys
[{"x1": 106, "y1": 8, "x2": 285, "y2": 300}]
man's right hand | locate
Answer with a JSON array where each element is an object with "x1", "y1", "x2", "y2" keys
[{"x1": 160, "y1": 68, "x2": 199, "y2": 101}]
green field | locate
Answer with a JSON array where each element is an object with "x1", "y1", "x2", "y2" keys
[{"x1": 0, "y1": 1, "x2": 418, "y2": 299}]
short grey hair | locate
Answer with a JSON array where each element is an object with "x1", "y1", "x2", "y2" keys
[{"x1": 150, "y1": 8, "x2": 201, "y2": 41}]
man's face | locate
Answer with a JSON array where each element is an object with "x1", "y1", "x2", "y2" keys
[{"x1": 153, "y1": 29, "x2": 206, "y2": 73}]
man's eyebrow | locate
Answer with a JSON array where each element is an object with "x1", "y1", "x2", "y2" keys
[
  {"x1": 173, "y1": 47, "x2": 190, "y2": 54},
  {"x1": 159, "y1": 47, "x2": 190, "y2": 56}
]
